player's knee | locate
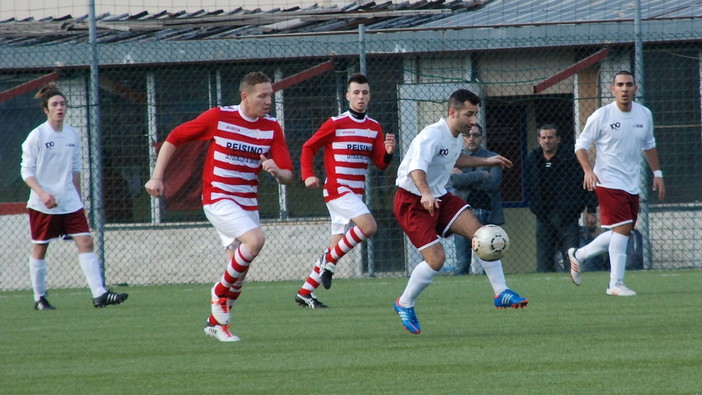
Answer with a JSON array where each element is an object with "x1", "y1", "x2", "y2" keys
[{"x1": 361, "y1": 222, "x2": 378, "y2": 238}]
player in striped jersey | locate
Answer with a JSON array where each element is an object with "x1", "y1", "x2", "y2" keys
[
  {"x1": 145, "y1": 72, "x2": 293, "y2": 341},
  {"x1": 295, "y1": 73, "x2": 396, "y2": 308}
]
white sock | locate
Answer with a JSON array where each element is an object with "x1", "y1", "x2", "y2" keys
[
  {"x1": 398, "y1": 261, "x2": 438, "y2": 307},
  {"x1": 79, "y1": 252, "x2": 107, "y2": 298},
  {"x1": 477, "y1": 258, "x2": 508, "y2": 295},
  {"x1": 29, "y1": 256, "x2": 47, "y2": 302},
  {"x1": 576, "y1": 230, "x2": 612, "y2": 261},
  {"x1": 608, "y1": 232, "x2": 629, "y2": 288}
]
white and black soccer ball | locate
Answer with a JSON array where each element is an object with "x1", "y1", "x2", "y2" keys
[{"x1": 471, "y1": 225, "x2": 510, "y2": 261}]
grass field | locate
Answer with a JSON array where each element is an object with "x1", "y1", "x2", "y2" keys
[{"x1": 2, "y1": 269, "x2": 701, "y2": 394}]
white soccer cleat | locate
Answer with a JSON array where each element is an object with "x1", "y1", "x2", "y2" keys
[
  {"x1": 567, "y1": 248, "x2": 582, "y2": 286},
  {"x1": 204, "y1": 323, "x2": 240, "y2": 342},
  {"x1": 606, "y1": 282, "x2": 637, "y2": 296},
  {"x1": 210, "y1": 287, "x2": 231, "y2": 325}
]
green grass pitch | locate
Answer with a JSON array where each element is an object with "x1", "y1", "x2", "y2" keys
[{"x1": 2, "y1": 269, "x2": 701, "y2": 394}]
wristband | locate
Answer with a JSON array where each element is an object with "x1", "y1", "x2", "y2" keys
[{"x1": 653, "y1": 170, "x2": 663, "y2": 178}]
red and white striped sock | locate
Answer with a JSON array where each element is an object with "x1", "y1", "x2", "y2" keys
[
  {"x1": 298, "y1": 249, "x2": 330, "y2": 296},
  {"x1": 214, "y1": 244, "x2": 254, "y2": 299},
  {"x1": 326, "y1": 226, "x2": 368, "y2": 266}
]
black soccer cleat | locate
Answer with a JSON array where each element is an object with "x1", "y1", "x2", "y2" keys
[
  {"x1": 93, "y1": 290, "x2": 129, "y2": 308},
  {"x1": 34, "y1": 296, "x2": 56, "y2": 310},
  {"x1": 295, "y1": 293, "x2": 328, "y2": 309}
]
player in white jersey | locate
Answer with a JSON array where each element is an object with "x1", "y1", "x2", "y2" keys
[
  {"x1": 20, "y1": 84, "x2": 128, "y2": 310},
  {"x1": 392, "y1": 89, "x2": 528, "y2": 335},
  {"x1": 568, "y1": 71, "x2": 666, "y2": 296}
]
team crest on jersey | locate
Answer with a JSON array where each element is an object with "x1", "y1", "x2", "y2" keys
[
  {"x1": 438, "y1": 148, "x2": 449, "y2": 157},
  {"x1": 609, "y1": 122, "x2": 621, "y2": 131}
]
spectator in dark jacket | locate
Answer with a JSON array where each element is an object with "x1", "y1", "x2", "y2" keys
[{"x1": 524, "y1": 124, "x2": 598, "y2": 272}]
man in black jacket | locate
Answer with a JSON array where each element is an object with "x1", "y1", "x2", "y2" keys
[{"x1": 525, "y1": 124, "x2": 598, "y2": 272}]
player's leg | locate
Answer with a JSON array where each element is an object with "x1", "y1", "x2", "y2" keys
[
  {"x1": 451, "y1": 207, "x2": 527, "y2": 308},
  {"x1": 28, "y1": 209, "x2": 53, "y2": 309},
  {"x1": 29, "y1": 242, "x2": 53, "y2": 310},
  {"x1": 64, "y1": 209, "x2": 126, "y2": 307},
  {"x1": 317, "y1": 195, "x2": 373, "y2": 289},
  {"x1": 392, "y1": 188, "x2": 444, "y2": 334},
  {"x1": 295, "y1": 232, "x2": 338, "y2": 308},
  {"x1": 607, "y1": 224, "x2": 633, "y2": 295},
  {"x1": 203, "y1": 201, "x2": 261, "y2": 341}
]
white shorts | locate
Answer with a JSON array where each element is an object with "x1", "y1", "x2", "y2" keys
[
  {"x1": 203, "y1": 199, "x2": 260, "y2": 248},
  {"x1": 326, "y1": 193, "x2": 370, "y2": 235}
]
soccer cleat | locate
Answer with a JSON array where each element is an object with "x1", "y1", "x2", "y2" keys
[
  {"x1": 568, "y1": 247, "x2": 583, "y2": 286},
  {"x1": 204, "y1": 322, "x2": 240, "y2": 342},
  {"x1": 210, "y1": 288, "x2": 231, "y2": 325},
  {"x1": 393, "y1": 298, "x2": 421, "y2": 334},
  {"x1": 494, "y1": 289, "x2": 528, "y2": 309},
  {"x1": 295, "y1": 293, "x2": 328, "y2": 309},
  {"x1": 34, "y1": 296, "x2": 56, "y2": 310},
  {"x1": 93, "y1": 290, "x2": 128, "y2": 308},
  {"x1": 606, "y1": 282, "x2": 637, "y2": 296}
]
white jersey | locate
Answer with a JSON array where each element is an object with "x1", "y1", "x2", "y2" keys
[
  {"x1": 20, "y1": 121, "x2": 83, "y2": 214},
  {"x1": 575, "y1": 101, "x2": 655, "y2": 195},
  {"x1": 396, "y1": 118, "x2": 463, "y2": 197}
]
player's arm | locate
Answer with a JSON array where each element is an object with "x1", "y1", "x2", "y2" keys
[
  {"x1": 409, "y1": 169, "x2": 439, "y2": 216},
  {"x1": 371, "y1": 131, "x2": 395, "y2": 170},
  {"x1": 643, "y1": 147, "x2": 665, "y2": 201},
  {"x1": 301, "y1": 119, "x2": 333, "y2": 187},
  {"x1": 23, "y1": 176, "x2": 56, "y2": 209},
  {"x1": 455, "y1": 153, "x2": 512, "y2": 169},
  {"x1": 144, "y1": 141, "x2": 177, "y2": 197},
  {"x1": 260, "y1": 154, "x2": 293, "y2": 184},
  {"x1": 575, "y1": 148, "x2": 598, "y2": 191},
  {"x1": 72, "y1": 173, "x2": 82, "y2": 200},
  {"x1": 265, "y1": 126, "x2": 294, "y2": 185},
  {"x1": 20, "y1": 134, "x2": 56, "y2": 208}
]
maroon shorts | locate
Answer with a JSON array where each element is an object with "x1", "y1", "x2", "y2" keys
[
  {"x1": 393, "y1": 188, "x2": 469, "y2": 250},
  {"x1": 28, "y1": 208, "x2": 90, "y2": 243},
  {"x1": 595, "y1": 187, "x2": 639, "y2": 228}
]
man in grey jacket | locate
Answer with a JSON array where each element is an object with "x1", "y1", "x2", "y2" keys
[{"x1": 448, "y1": 124, "x2": 504, "y2": 275}]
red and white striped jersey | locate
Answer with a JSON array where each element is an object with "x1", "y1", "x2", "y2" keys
[
  {"x1": 166, "y1": 105, "x2": 292, "y2": 211},
  {"x1": 300, "y1": 111, "x2": 389, "y2": 202}
]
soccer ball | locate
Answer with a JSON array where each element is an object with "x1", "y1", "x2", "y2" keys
[{"x1": 471, "y1": 225, "x2": 510, "y2": 261}]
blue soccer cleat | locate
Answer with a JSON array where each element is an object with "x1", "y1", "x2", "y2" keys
[
  {"x1": 394, "y1": 298, "x2": 421, "y2": 334},
  {"x1": 494, "y1": 289, "x2": 528, "y2": 309}
]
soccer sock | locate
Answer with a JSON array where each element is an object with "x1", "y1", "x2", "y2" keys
[
  {"x1": 398, "y1": 261, "x2": 438, "y2": 307},
  {"x1": 78, "y1": 252, "x2": 107, "y2": 298},
  {"x1": 29, "y1": 256, "x2": 47, "y2": 302},
  {"x1": 325, "y1": 226, "x2": 368, "y2": 268},
  {"x1": 608, "y1": 232, "x2": 630, "y2": 288},
  {"x1": 576, "y1": 230, "x2": 612, "y2": 261},
  {"x1": 298, "y1": 248, "x2": 330, "y2": 296},
  {"x1": 214, "y1": 244, "x2": 254, "y2": 299},
  {"x1": 477, "y1": 258, "x2": 508, "y2": 295}
]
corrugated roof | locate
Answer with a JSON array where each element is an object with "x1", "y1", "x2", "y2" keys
[
  {"x1": 0, "y1": 0, "x2": 489, "y2": 46},
  {"x1": 420, "y1": 0, "x2": 702, "y2": 28}
]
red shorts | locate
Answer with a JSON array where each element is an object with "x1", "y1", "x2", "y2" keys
[
  {"x1": 28, "y1": 208, "x2": 91, "y2": 244},
  {"x1": 393, "y1": 188, "x2": 469, "y2": 250},
  {"x1": 595, "y1": 187, "x2": 639, "y2": 228}
]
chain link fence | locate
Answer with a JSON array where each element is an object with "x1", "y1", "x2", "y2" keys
[{"x1": 1, "y1": 12, "x2": 701, "y2": 291}]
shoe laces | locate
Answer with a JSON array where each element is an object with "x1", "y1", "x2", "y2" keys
[
  {"x1": 397, "y1": 305, "x2": 417, "y2": 322},
  {"x1": 213, "y1": 296, "x2": 230, "y2": 313}
]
